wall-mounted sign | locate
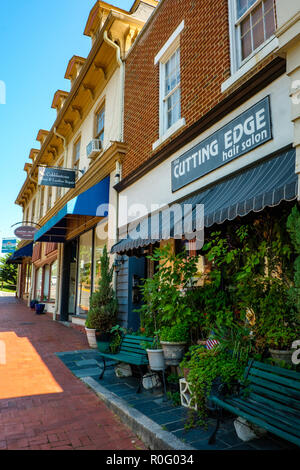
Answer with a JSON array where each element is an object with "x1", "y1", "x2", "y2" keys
[
  {"x1": 2, "y1": 238, "x2": 17, "y2": 254},
  {"x1": 14, "y1": 226, "x2": 38, "y2": 240},
  {"x1": 171, "y1": 96, "x2": 272, "y2": 192},
  {"x1": 38, "y1": 167, "x2": 76, "y2": 188}
]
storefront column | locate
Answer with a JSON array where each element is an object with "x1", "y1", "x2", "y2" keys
[{"x1": 55, "y1": 243, "x2": 64, "y2": 321}]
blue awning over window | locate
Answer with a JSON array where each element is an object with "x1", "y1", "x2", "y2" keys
[
  {"x1": 7, "y1": 242, "x2": 33, "y2": 264},
  {"x1": 34, "y1": 177, "x2": 110, "y2": 243},
  {"x1": 111, "y1": 148, "x2": 298, "y2": 254}
]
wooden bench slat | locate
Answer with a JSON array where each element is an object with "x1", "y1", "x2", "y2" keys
[
  {"x1": 248, "y1": 368, "x2": 300, "y2": 391},
  {"x1": 250, "y1": 384, "x2": 300, "y2": 411},
  {"x1": 251, "y1": 361, "x2": 300, "y2": 381},
  {"x1": 212, "y1": 396, "x2": 300, "y2": 447},
  {"x1": 226, "y1": 399, "x2": 300, "y2": 439},
  {"x1": 249, "y1": 393, "x2": 300, "y2": 425},
  {"x1": 230, "y1": 397, "x2": 300, "y2": 434},
  {"x1": 247, "y1": 374, "x2": 300, "y2": 400}
]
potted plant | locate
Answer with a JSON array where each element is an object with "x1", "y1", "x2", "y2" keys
[
  {"x1": 85, "y1": 245, "x2": 118, "y2": 349},
  {"x1": 35, "y1": 303, "x2": 46, "y2": 315},
  {"x1": 141, "y1": 334, "x2": 165, "y2": 371},
  {"x1": 160, "y1": 324, "x2": 189, "y2": 366},
  {"x1": 30, "y1": 299, "x2": 39, "y2": 310}
]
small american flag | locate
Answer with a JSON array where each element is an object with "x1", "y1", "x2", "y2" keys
[{"x1": 206, "y1": 339, "x2": 219, "y2": 350}]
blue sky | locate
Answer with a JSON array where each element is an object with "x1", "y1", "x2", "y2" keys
[{"x1": 0, "y1": 0, "x2": 133, "y2": 243}]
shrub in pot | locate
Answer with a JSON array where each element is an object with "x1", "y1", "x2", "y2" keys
[
  {"x1": 160, "y1": 324, "x2": 189, "y2": 366},
  {"x1": 85, "y1": 245, "x2": 118, "y2": 349}
]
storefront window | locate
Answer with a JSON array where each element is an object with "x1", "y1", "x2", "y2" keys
[
  {"x1": 43, "y1": 265, "x2": 50, "y2": 301},
  {"x1": 35, "y1": 268, "x2": 42, "y2": 300},
  {"x1": 76, "y1": 230, "x2": 93, "y2": 315},
  {"x1": 93, "y1": 222, "x2": 107, "y2": 290},
  {"x1": 50, "y1": 261, "x2": 58, "y2": 302},
  {"x1": 25, "y1": 264, "x2": 31, "y2": 294}
]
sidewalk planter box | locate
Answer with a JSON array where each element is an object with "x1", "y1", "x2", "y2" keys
[
  {"x1": 35, "y1": 303, "x2": 45, "y2": 315},
  {"x1": 146, "y1": 349, "x2": 165, "y2": 371},
  {"x1": 179, "y1": 378, "x2": 197, "y2": 411},
  {"x1": 160, "y1": 341, "x2": 186, "y2": 366},
  {"x1": 85, "y1": 327, "x2": 98, "y2": 349}
]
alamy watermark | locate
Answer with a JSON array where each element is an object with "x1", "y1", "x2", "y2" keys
[
  {"x1": 95, "y1": 199, "x2": 205, "y2": 252},
  {"x1": 0, "y1": 81, "x2": 6, "y2": 105}
]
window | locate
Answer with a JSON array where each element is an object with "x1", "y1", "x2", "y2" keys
[
  {"x1": 49, "y1": 261, "x2": 58, "y2": 302},
  {"x1": 163, "y1": 49, "x2": 181, "y2": 131},
  {"x1": 31, "y1": 199, "x2": 36, "y2": 222},
  {"x1": 73, "y1": 138, "x2": 81, "y2": 169},
  {"x1": 95, "y1": 108, "x2": 105, "y2": 145},
  {"x1": 153, "y1": 21, "x2": 185, "y2": 150},
  {"x1": 35, "y1": 268, "x2": 42, "y2": 300},
  {"x1": 235, "y1": 0, "x2": 276, "y2": 63},
  {"x1": 47, "y1": 187, "x2": 52, "y2": 211},
  {"x1": 39, "y1": 187, "x2": 45, "y2": 219},
  {"x1": 76, "y1": 230, "x2": 93, "y2": 314},
  {"x1": 43, "y1": 265, "x2": 50, "y2": 300}
]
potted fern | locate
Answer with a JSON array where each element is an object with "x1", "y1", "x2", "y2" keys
[{"x1": 85, "y1": 245, "x2": 118, "y2": 349}]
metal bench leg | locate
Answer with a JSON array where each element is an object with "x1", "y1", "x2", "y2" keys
[
  {"x1": 136, "y1": 366, "x2": 143, "y2": 393},
  {"x1": 208, "y1": 407, "x2": 222, "y2": 445},
  {"x1": 99, "y1": 357, "x2": 106, "y2": 380}
]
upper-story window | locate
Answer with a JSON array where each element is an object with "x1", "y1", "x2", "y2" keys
[
  {"x1": 96, "y1": 108, "x2": 105, "y2": 145},
  {"x1": 153, "y1": 20, "x2": 185, "y2": 151},
  {"x1": 39, "y1": 187, "x2": 45, "y2": 219},
  {"x1": 31, "y1": 199, "x2": 36, "y2": 222},
  {"x1": 234, "y1": 0, "x2": 276, "y2": 63},
  {"x1": 73, "y1": 138, "x2": 81, "y2": 169},
  {"x1": 47, "y1": 187, "x2": 52, "y2": 211},
  {"x1": 164, "y1": 49, "x2": 181, "y2": 131}
]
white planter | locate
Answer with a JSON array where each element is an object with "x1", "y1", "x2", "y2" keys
[
  {"x1": 85, "y1": 327, "x2": 98, "y2": 349},
  {"x1": 234, "y1": 417, "x2": 267, "y2": 442},
  {"x1": 160, "y1": 341, "x2": 186, "y2": 366},
  {"x1": 269, "y1": 348, "x2": 293, "y2": 365},
  {"x1": 147, "y1": 349, "x2": 165, "y2": 371}
]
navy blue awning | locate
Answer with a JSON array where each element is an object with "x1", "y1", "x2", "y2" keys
[
  {"x1": 7, "y1": 242, "x2": 33, "y2": 264},
  {"x1": 111, "y1": 148, "x2": 298, "y2": 254},
  {"x1": 34, "y1": 177, "x2": 110, "y2": 243}
]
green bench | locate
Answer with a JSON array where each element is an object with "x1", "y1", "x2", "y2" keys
[
  {"x1": 98, "y1": 334, "x2": 153, "y2": 393},
  {"x1": 209, "y1": 360, "x2": 300, "y2": 447}
]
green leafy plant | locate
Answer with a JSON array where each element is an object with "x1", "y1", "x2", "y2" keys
[
  {"x1": 86, "y1": 245, "x2": 118, "y2": 331},
  {"x1": 109, "y1": 325, "x2": 126, "y2": 354},
  {"x1": 160, "y1": 324, "x2": 189, "y2": 343},
  {"x1": 140, "y1": 333, "x2": 161, "y2": 350}
]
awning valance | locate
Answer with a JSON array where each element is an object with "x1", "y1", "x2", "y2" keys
[
  {"x1": 112, "y1": 148, "x2": 298, "y2": 254},
  {"x1": 7, "y1": 242, "x2": 33, "y2": 264},
  {"x1": 34, "y1": 177, "x2": 110, "y2": 243}
]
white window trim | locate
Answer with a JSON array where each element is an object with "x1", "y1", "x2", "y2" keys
[
  {"x1": 223, "y1": 0, "x2": 279, "y2": 93},
  {"x1": 153, "y1": 20, "x2": 185, "y2": 151}
]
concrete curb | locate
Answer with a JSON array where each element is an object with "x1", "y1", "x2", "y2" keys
[{"x1": 82, "y1": 376, "x2": 195, "y2": 451}]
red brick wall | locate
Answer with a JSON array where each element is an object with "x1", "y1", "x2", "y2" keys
[{"x1": 123, "y1": 0, "x2": 278, "y2": 180}]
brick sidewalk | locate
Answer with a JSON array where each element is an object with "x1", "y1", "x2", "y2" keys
[{"x1": 0, "y1": 298, "x2": 146, "y2": 450}]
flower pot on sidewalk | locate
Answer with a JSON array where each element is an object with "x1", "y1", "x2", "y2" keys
[
  {"x1": 85, "y1": 327, "x2": 98, "y2": 349},
  {"x1": 147, "y1": 349, "x2": 165, "y2": 371},
  {"x1": 35, "y1": 303, "x2": 45, "y2": 315},
  {"x1": 160, "y1": 341, "x2": 186, "y2": 366}
]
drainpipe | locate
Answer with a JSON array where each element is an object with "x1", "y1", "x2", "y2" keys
[
  {"x1": 103, "y1": 31, "x2": 125, "y2": 142},
  {"x1": 103, "y1": 31, "x2": 124, "y2": 292}
]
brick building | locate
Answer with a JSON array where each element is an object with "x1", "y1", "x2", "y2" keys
[{"x1": 112, "y1": 0, "x2": 300, "y2": 328}]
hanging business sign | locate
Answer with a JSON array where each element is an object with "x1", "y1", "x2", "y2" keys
[
  {"x1": 14, "y1": 226, "x2": 38, "y2": 240},
  {"x1": 171, "y1": 96, "x2": 272, "y2": 192},
  {"x1": 38, "y1": 167, "x2": 76, "y2": 188},
  {"x1": 2, "y1": 238, "x2": 17, "y2": 254}
]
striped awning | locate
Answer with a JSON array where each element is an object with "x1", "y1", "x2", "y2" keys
[{"x1": 111, "y1": 148, "x2": 298, "y2": 254}]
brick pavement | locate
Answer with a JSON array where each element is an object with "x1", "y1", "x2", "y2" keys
[{"x1": 0, "y1": 296, "x2": 146, "y2": 450}]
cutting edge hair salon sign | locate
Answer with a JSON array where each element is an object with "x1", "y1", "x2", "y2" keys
[{"x1": 171, "y1": 96, "x2": 272, "y2": 192}]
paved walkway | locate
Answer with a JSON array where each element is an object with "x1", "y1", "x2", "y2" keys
[{"x1": 0, "y1": 297, "x2": 146, "y2": 450}]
